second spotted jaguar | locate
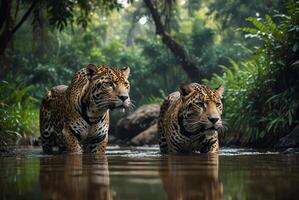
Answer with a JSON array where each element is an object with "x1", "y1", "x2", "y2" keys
[{"x1": 158, "y1": 83, "x2": 224, "y2": 153}]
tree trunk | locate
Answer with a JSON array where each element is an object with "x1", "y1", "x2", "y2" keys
[
  {"x1": 0, "y1": 0, "x2": 39, "y2": 55},
  {"x1": 32, "y1": 7, "x2": 46, "y2": 56},
  {"x1": 143, "y1": 0, "x2": 206, "y2": 81},
  {"x1": 0, "y1": 0, "x2": 13, "y2": 55},
  {"x1": 0, "y1": 0, "x2": 9, "y2": 30}
]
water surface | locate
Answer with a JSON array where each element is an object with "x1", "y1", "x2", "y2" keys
[{"x1": 0, "y1": 146, "x2": 298, "y2": 200}]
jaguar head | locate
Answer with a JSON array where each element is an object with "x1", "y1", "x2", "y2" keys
[
  {"x1": 179, "y1": 83, "x2": 224, "y2": 133},
  {"x1": 85, "y1": 64, "x2": 131, "y2": 113}
]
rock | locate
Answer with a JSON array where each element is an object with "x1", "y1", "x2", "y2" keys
[
  {"x1": 108, "y1": 135, "x2": 126, "y2": 145},
  {"x1": 131, "y1": 124, "x2": 158, "y2": 146},
  {"x1": 275, "y1": 125, "x2": 299, "y2": 148},
  {"x1": 116, "y1": 104, "x2": 160, "y2": 140},
  {"x1": 108, "y1": 135, "x2": 118, "y2": 144},
  {"x1": 283, "y1": 148, "x2": 299, "y2": 154}
]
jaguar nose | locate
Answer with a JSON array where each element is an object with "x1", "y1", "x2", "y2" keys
[
  {"x1": 208, "y1": 117, "x2": 219, "y2": 124},
  {"x1": 118, "y1": 95, "x2": 128, "y2": 102}
]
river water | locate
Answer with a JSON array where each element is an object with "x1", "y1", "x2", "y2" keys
[{"x1": 0, "y1": 146, "x2": 299, "y2": 200}]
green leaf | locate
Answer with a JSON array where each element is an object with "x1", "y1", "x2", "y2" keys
[{"x1": 292, "y1": 42, "x2": 299, "y2": 52}]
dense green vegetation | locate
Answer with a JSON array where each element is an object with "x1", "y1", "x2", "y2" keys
[
  {"x1": 0, "y1": 81, "x2": 39, "y2": 149},
  {"x1": 206, "y1": 1, "x2": 299, "y2": 146},
  {"x1": 0, "y1": 0, "x2": 298, "y2": 149}
]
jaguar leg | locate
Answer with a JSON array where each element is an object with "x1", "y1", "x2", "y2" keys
[
  {"x1": 158, "y1": 121, "x2": 168, "y2": 154},
  {"x1": 84, "y1": 133, "x2": 108, "y2": 154},
  {"x1": 40, "y1": 108, "x2": 55, "y2": 153},
  {"x1": 62, "y1": 126, "x2": 82, "y2": 153},
  {"x1": 40, "y1": 123, "x2": 55, "y2": 153}
]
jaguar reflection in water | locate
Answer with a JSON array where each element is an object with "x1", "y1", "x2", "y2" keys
[
  {"x1": 0, "y1": 147, "x2": 299, "y2": 200},
  {"x1": 159, "y1": 154, "x2": 223, "y2": 200},
  {"x1": 39, "y1": 154, "x2": 112, "y2": 200}
]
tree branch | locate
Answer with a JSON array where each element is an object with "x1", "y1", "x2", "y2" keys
[
  {"x1": 10, "y1": 0, "x2": 39, "y2": 37},
  {"x1": 0, "y1": 0, "x2": 39, "y2": 55},
  {"x1": 14, "y1": 0, "x2": 20, "y2": 21},
  {"x1": 143, "y1": 0, "x2": 206, "y2": 81}
]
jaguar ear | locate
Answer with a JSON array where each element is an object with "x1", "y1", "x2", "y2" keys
[
  {"x1": 86, "y1": 64, "x2": 98, "y2": 79},
  {"x1": 215, "y1": 85, "x2": 224, "y2": 98},
  {"x1": 122, "y1": 67, "x2": 130, "y2": 78},
  {"x1": 179, "y1": 84, "x2": 193, "y2": 97}
]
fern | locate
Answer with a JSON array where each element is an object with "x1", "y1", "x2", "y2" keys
[
  {"x1": 0, "y1": 81, "x2": 39, "y2": 150},
  {"x1": 205, "y1": 0, "x2": 299, "y2": 145}
]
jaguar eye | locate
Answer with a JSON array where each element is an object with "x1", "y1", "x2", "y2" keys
[
  {"x1": 186, "y1": 113, "x2": 192, "y2": 118},
  {"x1": 104, "y1": 81, "x2": 114, "y2": 88},
  {"x1": 124, "y1": 81, "x2": 129, "y2": 87}
]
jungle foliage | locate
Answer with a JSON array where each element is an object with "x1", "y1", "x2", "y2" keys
[
  {"x1": 206, "y1": 0, "x2": 299, "y2": 145},
  {"x1": 0, "y1": 81, "x2": 39, "y2": 149}
]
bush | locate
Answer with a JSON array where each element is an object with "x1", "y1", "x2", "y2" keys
[
  {"x1": 205, "y1": 0, "x2": 299, "y2": 145},
  {"x1": 0, "y1": 81, "x2": 39, "y2": 150}
]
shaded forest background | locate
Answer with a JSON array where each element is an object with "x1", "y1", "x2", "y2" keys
[{"x1": 0, "y1": 0, "x2": 298, "y2": 149}]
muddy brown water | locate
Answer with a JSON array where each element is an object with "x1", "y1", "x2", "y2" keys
[{"x1": 0, "y1": 146, "x2": 299, "y2": 200}]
